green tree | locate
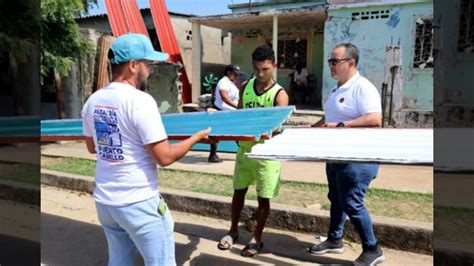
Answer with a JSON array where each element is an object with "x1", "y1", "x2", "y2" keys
[
  {"x1": 0, "y1": 0, "x2": 40, "y2": 116},
  {"x1": 41, "y1": 0, "x2": 97, "y2": 118}
]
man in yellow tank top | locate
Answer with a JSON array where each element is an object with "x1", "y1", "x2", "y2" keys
[{"x1": 217, "y1": 45, "x2": 289, "y2": 257}]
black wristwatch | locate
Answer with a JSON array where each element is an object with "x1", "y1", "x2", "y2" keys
[{"x1": 336, "y1": 122, "x2": 345, "y2": 127}]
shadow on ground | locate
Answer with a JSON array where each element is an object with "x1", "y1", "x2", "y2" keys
[
  {"x1": 0, "y1": 234, "x2": 40, "y2": 265},
  {"x1": 41, "y1": 213, "x2": 351, "y2": 265}
]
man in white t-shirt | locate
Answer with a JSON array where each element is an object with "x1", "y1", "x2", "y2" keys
[
  {"x1": 208, "y1": 64, "x2": 240, "y2": 162},
  {"x1": 307, "y1": 43, "x2": 385, "y2": 266},
  {"x1": 81, "y1": 33, "x2": 210, "y2": 266},
  {"x1": 293, "y1": 63, "x2": 309, "y2": 104}
]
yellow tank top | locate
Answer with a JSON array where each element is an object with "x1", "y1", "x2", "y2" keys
[{"x1": 241, "y1": 78, "x2": 283, "y2": 109}]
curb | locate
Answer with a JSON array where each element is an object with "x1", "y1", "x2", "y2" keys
[
  {"x1": 41, "y1": 169, "x2": 433, "y2": 254},
  {"x1": 0, "y1": 179, "x2": 39, "y2": 205}
]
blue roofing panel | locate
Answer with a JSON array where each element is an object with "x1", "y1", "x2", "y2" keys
[
  {"x1": 0, "y1": 116, "x2": 40, "y2": 137},
  {"x1": 41, "y1": 106, "x2": 295, "y2": 140}
]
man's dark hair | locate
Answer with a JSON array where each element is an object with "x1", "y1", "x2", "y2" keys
[
  {"x1": 335, "y1": 43, "x2": 359, "y2": 66},
  {"x1": 252, "y1": 45, "x2": 275, "y2": 63}
]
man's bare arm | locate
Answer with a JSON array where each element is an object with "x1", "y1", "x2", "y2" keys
[
  {"x1": 146, "y1": 128, "x2": 211, "y2": 167},
  {"x1": 84, "y1": 137, "x2": 96, "y2": 154}
]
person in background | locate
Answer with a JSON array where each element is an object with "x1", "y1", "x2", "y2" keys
[
  {"x1": 307, "y1": 43, "x2": 385, "y2": 265},
  {"x1": 208, "y1": 64, "x2": 241, "y2": 163},
  {"x1": 293, "y1": 63, "x2": 309, "y2": 104}
]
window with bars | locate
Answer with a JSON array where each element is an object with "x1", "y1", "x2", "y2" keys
[
  {"x1": 458, "y1": 0, "x2": 474, "y2": 53},
  {"x1": 413, "y1": 16, "x2": 433, "y2": 69},
  {"x1": 268, "y1": 39, "x2": 307, "y2": 69}
]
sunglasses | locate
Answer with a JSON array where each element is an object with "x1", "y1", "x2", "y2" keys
[{"x1": 327, "y1": 58, "x2": 351, "y2": 66}]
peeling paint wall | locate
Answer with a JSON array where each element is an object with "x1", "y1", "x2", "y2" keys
[
  {"x1": 323, "y1": 2, "x2": 433, "y2": 118},
  {"x1": 434, "y1": 0, "x2": 474, "y2": 126}
]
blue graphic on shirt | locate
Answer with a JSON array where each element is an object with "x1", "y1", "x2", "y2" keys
[{"x1": 94, "y1": 108, "x2": 124, "y2": 161}]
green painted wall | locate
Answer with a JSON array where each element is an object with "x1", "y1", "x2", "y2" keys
[
  {"x1": 323, "y1": 2, "x2": 434, "y2": 111},
  {"x1": 231, "y1": 37, "x2": 264, "y2": 77},
  {"x1": 311, "y1": 34, "x2": 324, "y2": 106}
]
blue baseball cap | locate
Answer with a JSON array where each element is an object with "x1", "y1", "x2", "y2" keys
[{"x1": 109, "y1": 33, "x2": 169, "y2": 64}]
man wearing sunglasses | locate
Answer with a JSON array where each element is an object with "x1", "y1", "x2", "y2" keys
[
  {"x1": 308, "y1": 43, "x2": 384, "y2": 265},
  {"x1": 82, "y1": 33, "x2": 211, "y2": 265}
]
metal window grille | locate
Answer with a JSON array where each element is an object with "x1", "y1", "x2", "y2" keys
[
  {"x1": 413, "y1": 17, "x2": 433, "y2": 69},
  {"x1": 275, "y1": 39, "x2": 307, "y2": 69}
]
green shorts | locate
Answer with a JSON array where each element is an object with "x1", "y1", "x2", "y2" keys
[{"x1": 233, "y1": 141, "x2": 281, "y2": 199}]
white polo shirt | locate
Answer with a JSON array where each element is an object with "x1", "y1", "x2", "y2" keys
[
  {"x1": 214, "y1": 76, "x2": 239, "y2": 110},
  {"x1": 323, "y1": 71, "x2": 381, "y2": 123}
]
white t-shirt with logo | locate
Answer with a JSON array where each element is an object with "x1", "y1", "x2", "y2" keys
[
  {"x1": 323, "y1": 71, "x2": 381, "y2": 123},
  {"x1": 81, "y1": 82, "x2": 167, "y2": 206},
  {"x1": 214, "y1": 76, "x2": 239, "y2": 111}
]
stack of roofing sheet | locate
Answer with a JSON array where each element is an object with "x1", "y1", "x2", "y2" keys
[
  {"x1": 41, "y1": 106, "x2": 295, "y2": 142},
  {"x1": 248, "y1": 128, "x2": 433, "y2": 165}
]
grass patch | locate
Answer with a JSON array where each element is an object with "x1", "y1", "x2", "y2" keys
[
  {"x1": 0, "y1": 161, "x2": 40, "y2": 185},
  {"x1": 435, "y1": 206, "x2": 474, "y2": 244},
  {"x1": 42, "y1": 157, "x2": 433, "y2": 222}
]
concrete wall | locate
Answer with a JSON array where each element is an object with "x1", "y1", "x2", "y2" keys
[
  {"x1": 434, "y1": 0, "x2": 474, "y2": 125},
  {"x1": 311, "y1": 34, "x2": 325, "y2": 107},
  {"x1": 146, "y1": 63, "x2": 181, "y2": 114},
  {"x1": 323, "y1": 2, "x2": 433, "y2": 124},
  {"x1": 41, "y1": 29, "x2": 101, "y2": 120}
]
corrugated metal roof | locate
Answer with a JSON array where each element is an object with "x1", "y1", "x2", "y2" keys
[
  {"x1": 248, "y1": 128, "x2": 433, "y2": 165},
  {"x1": 190, "y1": 4, "x2": 326, "y2": 31},
  {"x1": 41, "y1": 106, "x2": 294, "y2": 142}
]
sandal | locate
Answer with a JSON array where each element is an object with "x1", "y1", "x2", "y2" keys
[
  {"x1": 241, "y1": 242, "x2": 264, "y2": 257},
  {"x1": 217, "y1": 234, "x2": 239, "y2": 250}
]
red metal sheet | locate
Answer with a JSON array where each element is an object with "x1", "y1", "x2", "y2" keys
[
  {"x1": 120, "y1": 0, "x2": 149, "y2": 36},
  {"x1": 105, "y1": 0, "x2": 128, "y2": 36},
  {"x1": 105, "y1": 0, "x2": 149, "y2": 37},
  {"x1": 149, "y1": 0, "x2": 192, "y2": 103}
]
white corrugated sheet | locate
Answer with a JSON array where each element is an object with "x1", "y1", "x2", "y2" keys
[{"x1": 247, "y1": 128, "x2": 433, "y2": 165}]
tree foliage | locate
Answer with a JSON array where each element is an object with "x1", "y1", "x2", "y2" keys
[
  {"x1": 41, "y1": 0, "x2": 97, "y2": 77},
  {"x1": 0, "y1": 0, "x2": 40, "y2": 62}
]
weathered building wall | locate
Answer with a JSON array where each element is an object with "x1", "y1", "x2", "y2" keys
[
  {"x1": 146, "y1": 63, "x2": 181, "y2": 114},
  {"x1": 434, "y1": 0, "x2": 474, "y2": 126},
  {"x1": 323, "y1": 1, "x2": 433, "y2": 126}
]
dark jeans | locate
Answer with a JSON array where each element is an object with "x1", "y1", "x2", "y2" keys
[{"x1": 326, "y1": 163, "x2": 379, "y2": 250}]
